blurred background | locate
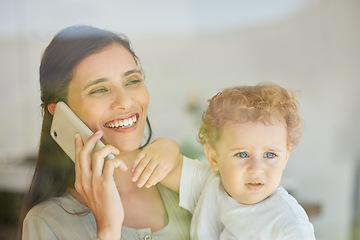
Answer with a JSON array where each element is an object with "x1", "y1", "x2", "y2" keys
[{"x1": 0, "y1": 0, "x2": 359, "y2": 239}]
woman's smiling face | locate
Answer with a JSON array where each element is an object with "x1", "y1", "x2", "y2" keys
[{"x1": 67, "y1": 43, "x2": 149, "y2": 152}]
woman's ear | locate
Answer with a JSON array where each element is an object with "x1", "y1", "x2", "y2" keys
[
  {"x1": 203, "y1": 143, "x2": 219, "y2": 171},
  {"x1": 47, "y1": 103, "x2": 56, "y2": 115}
]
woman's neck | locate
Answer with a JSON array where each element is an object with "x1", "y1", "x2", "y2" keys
[{"x1": 113, "y1": 150, "x2": 141, "y2": 193}]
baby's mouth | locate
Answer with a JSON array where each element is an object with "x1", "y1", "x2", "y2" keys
[
  {"x1": 246, "y1": 181, "x2": 264, "y2": 191},
  {"x1": 104, "y1": 114, "x2": 138, "y2": 129},
  {"x1": 247, "y1": 182, "x2": 263, "y2": 186}
]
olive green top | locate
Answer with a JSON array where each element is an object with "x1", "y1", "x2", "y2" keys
[{"x1": 23, "y1": 184, "x2": 191, "y2": 240}]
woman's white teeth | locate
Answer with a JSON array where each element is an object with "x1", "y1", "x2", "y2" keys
[{"x1": 107, "y1": 115, "x2": 137, "y2": 129}]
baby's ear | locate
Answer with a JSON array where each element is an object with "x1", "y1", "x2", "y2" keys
[
  {"x1": 284, "y1": 151, "x2": 291, "y2": 169},
  {"x1": 203, "y1": 143, "x2": 219, "y2": 171},
  {"x1": 47, "y1": 103, "x2": 56, "y2": 115}
]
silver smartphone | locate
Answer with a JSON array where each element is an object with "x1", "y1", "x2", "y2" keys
[{"x1": 50, "y1": 101, "x2": 115, "y2": 163}]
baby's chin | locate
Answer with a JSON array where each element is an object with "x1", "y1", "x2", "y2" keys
[{"x1": 232, "y1": 192, "x2": 272, "y2": 205}]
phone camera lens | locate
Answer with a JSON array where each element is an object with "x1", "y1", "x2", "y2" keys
[{"x1": 53, "y1": 131, "x2": 57, "y2": 138}]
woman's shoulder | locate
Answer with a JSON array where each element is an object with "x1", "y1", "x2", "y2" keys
[
  {"x1": 25, "y1": 197, "x2": 62, "y2": 219},
  {"x1": 25, "y1": 193, "x2": 89, "y2": 220},
  {"x1": 23, "y1": 194, "x2": 97, "y2": 239}
]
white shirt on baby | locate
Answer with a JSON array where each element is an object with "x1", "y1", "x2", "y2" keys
[{"x1": 179, "y1": 157, "x2": 315, "y2": 240}]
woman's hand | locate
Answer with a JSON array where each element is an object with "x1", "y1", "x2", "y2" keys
[
  {"x1": 131, "y1": 137, "x2": 180, "y2": 188},
  {"x1": 74, "y1": 130, "x2": 127, "y2": 240}
]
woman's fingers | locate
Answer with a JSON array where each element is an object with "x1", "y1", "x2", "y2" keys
[
  {"x1": 103, "y1": 159, "x2": 128, "y2": 182},
  {"x1": 75, "y1": 131, "x2": 103, "y2": 196},
  {"x1": 78, "y1": 130, "x2": 103, "y2": 173},
  {"x1": 74, "y1": 133, "x2": 84, "y2": 194},
  {"x1": 91, "y1": 145, "x2": 120, "y2": 177},
  {"x1": 74, "y1": 130, "x2": 123, "y2": 194},
  {"x1": 74, "y1": 133, "x2": 83, "y2": 171}
]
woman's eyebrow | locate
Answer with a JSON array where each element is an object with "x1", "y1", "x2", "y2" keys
[
  {"x1": 123, "y1": 69, "x2": 142, "y2": 77},
  {"x1": 82, "y1": 78, "x2": 107, "y2": 91}
]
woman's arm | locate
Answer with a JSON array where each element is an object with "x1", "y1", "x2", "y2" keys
[{"x1": 74, "y1": 130, "x2": 127, "y2": 240}]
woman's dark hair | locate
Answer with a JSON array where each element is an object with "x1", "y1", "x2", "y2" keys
[{"x1": 17, "y1": 25, "x2": 152, "y2": 237}]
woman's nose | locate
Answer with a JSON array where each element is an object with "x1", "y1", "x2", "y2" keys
[{"x1": 111, "y1": 90, "x2": 132, "y2": 110}]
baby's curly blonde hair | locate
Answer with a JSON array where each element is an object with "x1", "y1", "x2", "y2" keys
[{"x1": 198, "y1": 83, "x2": 302, "y2": 151}]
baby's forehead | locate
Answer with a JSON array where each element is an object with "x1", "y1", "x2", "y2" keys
[
  {"x1": 214, "y1": 119, "x2": 285, "y2": 139},
  {"x1": 215, "y1": 120, "x2": 288, "y2": 146},
  {"x1": 220, "y1": 118, "x2": 287, "y2": 130}
]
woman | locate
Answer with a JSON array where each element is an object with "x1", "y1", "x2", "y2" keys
[{"x1": 19, "y1": 25, "x2": 191, "y2": 239}]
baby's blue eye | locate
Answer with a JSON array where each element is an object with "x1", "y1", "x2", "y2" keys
[
  {"x1": 236, "y1": 152, "x2": 248, "y2": 158},
  {"x1": 264, "y1": 152, "x2": 277, "y2": 158}
]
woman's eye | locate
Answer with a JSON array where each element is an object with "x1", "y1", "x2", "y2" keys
[
  {"x1": 236, "y1": 152, "x2": 248, "y2": 158},
  {"x1": 126, "y1": 79, "x2": 142, "y2": 86},
  {"x1": 90, "y1": 87, "x2": 107, "y2": 94},
  {"x1": 264, "y1": 152, "x2": 277, "y2": 158}
]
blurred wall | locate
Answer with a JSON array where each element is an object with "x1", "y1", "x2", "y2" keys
[{"x1": 1, "y1": 0, "x2": 360, "y2": 239}]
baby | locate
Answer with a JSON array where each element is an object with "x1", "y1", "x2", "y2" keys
[{"x1": 134, "y1": 83, "x2": 316, "y2": 239}]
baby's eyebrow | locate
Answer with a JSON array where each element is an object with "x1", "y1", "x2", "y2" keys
[
  {"x1": 265, "y1": 148, "x2": 283, "y2": 153},
  {"x1": 230, "y1": 147, "x2": 246, "y2": 152}
]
